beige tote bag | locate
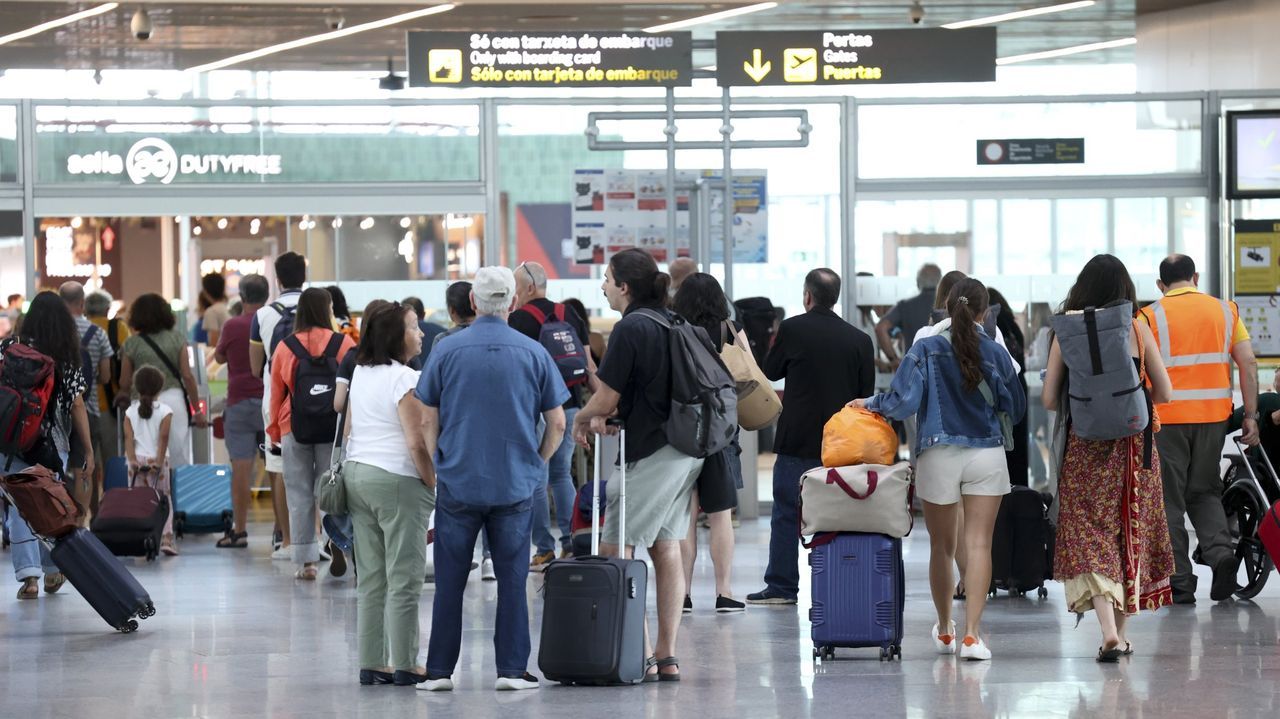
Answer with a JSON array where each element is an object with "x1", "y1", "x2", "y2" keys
[
  {"x1": 799, "y1": 462, "x2": 914, "y2": 540},
  {"x1": 719, "y1": 323, "x2": 782, "y2": 431}
]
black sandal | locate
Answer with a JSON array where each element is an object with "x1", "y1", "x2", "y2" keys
[
  {"x1": 216, "y1": 531, "x2": 248, "y2": 549},
  {"x1": 643, "y1": 655, "x2": 659, "y2": 683},
  {"x1": 953, "y1": 582, "x2": 966, "y2": 601},
  {"x1": 656, "y1": 656, "x2": 680, "y2": 682},
  {"x1": 1121, "y1": 642, "x2": 1133, "y2": 656},
  {"x1": 1096, "y1": 645, "x2": 1123, "y2": 663}
]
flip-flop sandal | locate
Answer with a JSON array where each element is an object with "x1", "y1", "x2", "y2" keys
[
  {"x1": 656, "y1": 656, "x2": 680, "y2": 682},
  {"x1": 1121, "y1": 642, "x2": 1133, "y2": 656},
  {"x1": 43, "y1": 574, "x2": 66, "y2": 595},
  {"x1": 216, "y1": 531, "x2": 249, "y2": 549},
  {"x1": 643, "y1": 656, "x2": 659, "y2": 683},
  {"x1": 295, "y1": 566, "x2": 318, "y2": 581},
  {"x1": 1096, "y1": 645, "x2": 1123, "y2": 663},
  {"x1": 953, "y1": 582, "x2": 966, "y2": 601},
  {"x1": 17, "y1": 580, "x2": 39, "y2": 600}
]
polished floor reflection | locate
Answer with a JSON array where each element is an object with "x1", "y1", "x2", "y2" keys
[{"x1": 2, "y1": 515, "x2": 1278, "y2": 719}]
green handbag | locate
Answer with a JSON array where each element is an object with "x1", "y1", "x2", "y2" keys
[{"x1": 314, "y1": 393, "x2": 349, "y2": 515}]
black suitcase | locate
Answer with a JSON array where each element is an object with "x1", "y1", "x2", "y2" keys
[
  {"x1": 539, "y1": 425, "x2": 648, "y2": 686},
  {"x1": 91, "y1": 483, "x2": 168, "y2": 560},
  {"x1": 989, "y1": 486, "x2": 1053, "y2": 598},
  {"x1": 50, "y1": 528, "x2": 156, "y2": 633}
]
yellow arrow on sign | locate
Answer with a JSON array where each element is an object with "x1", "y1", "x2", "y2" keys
[{"x1": 743, "y1": 48, "x2": 771, "y2": 83}]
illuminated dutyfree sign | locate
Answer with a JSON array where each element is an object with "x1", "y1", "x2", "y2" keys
[
  {"x1": 407, "y1": 31, "x2": 692, "y2": 88},
  {"x1": 65, "y1": 137, "x2": 283, "y2": 185}
]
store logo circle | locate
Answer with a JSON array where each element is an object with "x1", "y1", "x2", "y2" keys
[{"x1": 125, "y1": 137, "x2": 178, "y2": 185}]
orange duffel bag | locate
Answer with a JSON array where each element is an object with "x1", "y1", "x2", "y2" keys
[{"x1": 821, "y1": 407, "x2": 898, "y2": 468}]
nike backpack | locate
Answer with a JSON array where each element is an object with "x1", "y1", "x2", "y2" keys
[{"x1": 282, "y1": 334, "x2": 343, "y2": 445}]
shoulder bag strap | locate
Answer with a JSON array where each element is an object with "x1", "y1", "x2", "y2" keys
[
  {"x1": 522, "y1": 304, "x2": 547, "y2": 325},
  {"x1": 137, "y1": 334, "x2": 193, "y2": 421},
  {"x1": 1134, "y1": 319, "x2": 1155, "y2": 469}
]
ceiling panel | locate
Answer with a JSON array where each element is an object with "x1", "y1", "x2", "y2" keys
[{"x1": 0, "y1": 1, "x2": 1136, "y2": 72}]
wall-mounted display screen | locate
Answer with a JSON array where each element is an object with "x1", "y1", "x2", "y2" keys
[{"x1": 1228, "y1": 110, "x2": 1280, "y2": 199}]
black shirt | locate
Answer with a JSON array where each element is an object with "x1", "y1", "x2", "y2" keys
[
  {"x1": 510, "y1": 298, "x2": 591, "y2": 410},
  {"x1": 885, "y1": 291, "x2": 934, "y2": 349},
  {"x1": 596, "y1": 303, "x2": 672, "y2": 462},
  {"x1": 763, "y1": 308, "x2": 876, "y2": 459}
]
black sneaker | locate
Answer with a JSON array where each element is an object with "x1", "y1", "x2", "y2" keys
[
  {"x1": 1210, "y1": 555, "x2": 1240, "y2": 601},
  {"x1": 683, "y1": 595, "x2": 693, "y2": 614},
  {"x1": 328, "y1": 541, "x2": 347, "y2": 578},
  {"x1": 1172, "y1": 591, "x2": 1196, "y2": 605},
  {"x1": 746, "y1": 589, "x2": 797, "y2": 605},
  {"x1": 715, "y1": 595, "x2": 746, "y2": 613}
]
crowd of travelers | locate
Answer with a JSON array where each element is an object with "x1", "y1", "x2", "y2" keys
[{"x1": 1, "y1": 247, "x2": 1276, "y2": 687}]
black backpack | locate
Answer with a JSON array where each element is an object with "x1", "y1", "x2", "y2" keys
[
  {"x1": 267, "y1": 302, "x2": 298, "y2": 366},
  {"x1": 79, "y1": 324, "x2": 99, "y2": 402},
  {"x1": 522, "y1": 303, "x2": 589, "y2": 389},
  {"x1": 282, "y1": 334, "x2": 342, "y2": 445},
  {"x1": 635, "y1": 309, "x2": 737, "y2": 459}
]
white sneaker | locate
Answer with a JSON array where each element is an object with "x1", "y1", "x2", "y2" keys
[
  {"x1": 960, "y1": 635, "x2": 992, "y2": 661},
  {"x1": 933, "y1": 621, "x2": 957, "y2": 655},
  {"x1": 495, "y1": 673, "x2": 540, "y2": 691},
  {"x1": 481, "y1": 558, "x2": 496, "y2": 581},
  {"x1": 417, "y1": 677, "x2": 454, "y2": 692},
  {"x1": 271, "y1": 546, "x2": 291, "y2": 562}
]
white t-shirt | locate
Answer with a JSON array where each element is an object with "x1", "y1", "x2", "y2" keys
[
  {"x1": 126, "y1": 400, "x2": 174, "y2": 461},
  {"x1": 913, "y1": 318, "x2": 1023, "y2": 374},
  {"x1": 344, "y1": 362, "x2": 422, "y2": 479},
  {"x1": 252, "y1": 290, "x2": 301, "y2": 427}
]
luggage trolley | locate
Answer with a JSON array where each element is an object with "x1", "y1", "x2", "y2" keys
[{"x1": 1219, "y1": 438, "x2": 1280, "y2": 599}]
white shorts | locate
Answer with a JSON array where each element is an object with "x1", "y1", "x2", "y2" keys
[{"x1": 915, "y1": 445, "x2": 1010, "y2": 506}]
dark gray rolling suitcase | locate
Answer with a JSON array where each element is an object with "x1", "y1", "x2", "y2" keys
[
  {"x1": 51, "y1": 528, "x2": 156, "y2": 633},
  {"x1": 539, "y1": 425, "x2": 648, "y2": 686}
]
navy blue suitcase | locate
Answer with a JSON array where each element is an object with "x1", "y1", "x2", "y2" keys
[
  {"x1": 50, "y1": 528, "x2": 155, "y2": 633},
  {"x1": 104, "y1": 457, "x2": 129, "y2": 492},
  {"x1": 172, "y1": 464, "x2": 233, "y2": 536},
  {"x1": 809, "y1": 532, "x2": 904, "y2": 661}
]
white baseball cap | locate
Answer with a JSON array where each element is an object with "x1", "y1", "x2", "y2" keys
[{"x1": 472, "y1": 266, "x2": 516, "y2": 304}]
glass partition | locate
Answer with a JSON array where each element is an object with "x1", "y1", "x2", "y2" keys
[
  {"x1": 34, "y1": 104, "x2": 482, "y2": 185},
  {"x1": 0, "y1": 105, "x2": 16, "y2": 183},
  {"x1": 858, "y1": 99, "x2": 1203, "y2": 179}
]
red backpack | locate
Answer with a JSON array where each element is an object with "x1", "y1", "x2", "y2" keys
[{"x1": 0, "y1": 342, "x2": 57, "y2": 461}]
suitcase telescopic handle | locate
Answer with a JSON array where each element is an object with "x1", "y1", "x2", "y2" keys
[{"x1": 590, "y1": 420, "x2": 626, "y2": 560}]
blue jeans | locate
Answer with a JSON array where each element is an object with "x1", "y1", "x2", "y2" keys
[
  {"x1": 532, "y1": 406, "x2": 578, "y2": 554},
  {"x1": 322, "y1": 513, "x2": 354, "y2": 554},
  {"x1": 762, "y1": 453, "x2": 817, "y2": 599},
  {"x1": 427, "y1": 483, "x2": 534, "y2": 678},
  {"x1": 2, "y1": 453, "x2": 60, "y2": 582}
]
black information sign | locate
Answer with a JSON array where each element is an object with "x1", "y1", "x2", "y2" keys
[
  {"x1": 407, "y1": 31, "x2": 692, "y2": 88},
  {"x1": 977, "y1": 138, "x2": 1085, "y2": 165},
  {"x1": 714, "y1": 28, "x2": 995, "y2": 87}
]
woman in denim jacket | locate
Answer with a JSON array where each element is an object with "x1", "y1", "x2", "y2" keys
[{"x1": 851, "y1": 278, "x2": 1025, "y2": 661}]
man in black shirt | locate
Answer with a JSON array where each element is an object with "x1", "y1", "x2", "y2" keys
[
  {"x1": 510, "y1": 262, "x2": 599, "y2": 569},
  {"x1": 747, "y1": 269, "x2": 876, "y2": 605},
  {"x1": 876, "y1": 263, "x2": 941, "y2": 369}
]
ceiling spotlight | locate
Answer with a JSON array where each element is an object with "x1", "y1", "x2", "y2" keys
[
  {"x1": 175, "y1": 216, "x2": 183, "y2": 224},
  {"x1": 378, "y1": 58, "x2": 406, "y2": 91},
  {"x1": 71, "y1": 216, "x2": 84, "y2": 229},
  {"x1": 299, "y1": 218, "x2": 309, "y2": 231},
  {"x1": 192, "y1": 225, "x2": 202, "y2": 236},
  {"x1": 399, "y1": 216, "x2": 411, "y2": 229},
  {"x1": 360, "y1": 217, "x2": 375, "y2": 230},
  {"x1": 325, "y1": 9, "x2": 345, "y2": 31},
  {"x1": 216, "y1": 217, "x2": 228, "y2": 230},
  {"x1": 910, "y1": 1, "x2": 925, "y2": 24},
  {"x1": 331, "y1": 217, "x2": 343, "y2": 229},
  {"x1": 131, "y1": 7, "x2": 153, "y2": 41}
]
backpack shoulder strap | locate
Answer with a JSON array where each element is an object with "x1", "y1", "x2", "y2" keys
[
  {"x1": 107, "y1": 318, "x2": 122, "y2": 351},
  {"x1": 282, "y1": 333, "x2": 308, "y2": 361},
  {"x1": 634, "y1": 307, "x2": 671, "y2": 329},
  {"x1": 552, "y1": 303, "x2": 567, "y2": 323},
  {"x1": 522, "y1": 303, "x2": 547, "y2": 325},
  {"x1": 82, "y1": 323, "x2": 99, "y2": 344},
  {"x1": 270, "y1": 301, "x2": 287, "y2": 315},
  {"x1": 322, "y1": 333, "x2": 344, "y2": 359}
]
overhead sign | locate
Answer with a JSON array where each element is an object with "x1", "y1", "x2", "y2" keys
[
  {"x1": 65, "y1": 137, "x2": 283, "y2": 185},
  {"x1": 407, "y1": 31, "x2": 692, "y2": 88},
  {"x1": 715, "y1": 28, "x2": 996, "y2": 86},
  {"x1": 978, "y1": 138, "x2": 1085, "y2": 165}
]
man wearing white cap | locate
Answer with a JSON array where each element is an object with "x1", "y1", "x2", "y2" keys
[{"x1": 415, "y1": 266, "x2": 569, "y2": 692}]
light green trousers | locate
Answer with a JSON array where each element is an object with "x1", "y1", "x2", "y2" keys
[{"x1": 345, "y1": 461, "x2": 436, "y2": 671}]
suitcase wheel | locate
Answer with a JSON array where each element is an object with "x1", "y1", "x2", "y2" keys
[
  {"x1": 174, "y1": 512, "x2": 186, "y2": 538},
  {"x1": 1038, "y1": 586, "x2": 1049, "y2": 599},
  {"x1": 879, "y1": 645, "x2": 901, "y2": 662},
  {"x1": 118, "y1": 620, "x2": 139, "y2": 634},
  {"x1": 138, "y1": 603, "x2": 156, "y2": 619},
  {"x1": 813, "y1": 645, "x2": 835, "y2": 661},
  {"x1": 220, "y1": 510, "x2": 234, "y2": 532}
]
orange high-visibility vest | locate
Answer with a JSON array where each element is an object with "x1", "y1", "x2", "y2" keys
[{"x1": 1139, "y1": 291, "x2": 1238, "y2": 425}]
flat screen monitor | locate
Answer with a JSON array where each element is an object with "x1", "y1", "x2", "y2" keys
[{"x1": 1228, "y1": 110, "x2": 1280, "y2": 199}]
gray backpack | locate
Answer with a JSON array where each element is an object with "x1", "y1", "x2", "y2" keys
[
  {"x1": 1049, "y1": 302, "x2": 1149, "y2": 441},
  {"x1": 635, "y1": 309, "x2": 738, "y2": 459}
]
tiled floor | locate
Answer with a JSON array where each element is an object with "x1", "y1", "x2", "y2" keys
[{"x1": 2, "y1": 513, "x2": 1278, "y2": 719}]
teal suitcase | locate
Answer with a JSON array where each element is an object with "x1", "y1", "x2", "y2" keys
[{"x1": 172, "y1": 465, "x2": 233, "y2": 536}]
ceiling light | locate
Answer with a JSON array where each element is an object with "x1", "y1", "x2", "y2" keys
[
  {"x1": 643, "y1": 2, "x2": 778, "y2": 33},
  {"x1": 360, "y1": 217, "x2": 375, "y2": 230},
  {"x1": 996, "y1": 37, "x2": 1136, "y2": 65},
  {"x1": 175, "y1": 216, "x2": 183, "y2": 224},
  {"x1": 71, "y1": 216, "x2": 83, "y2": 229},
  {"x1": 186, "y1": 4, "x2": 455, "y2": 73},
  {"x1": 331, "y1": 217, "x2": 343, "y2": 229},
  {"x1": 299, "y1": 219, "x2": 309, "y2": 231},
  {"x1": 400, "y1": 217, "x2": 412, "y2": 229},
  {"x1": 217, "y1": 217, "x2": 228, "y2": 230},
  {"x1": 192, "y1": 225, "x2": 203, "y2": 236},
  {"x1": 942, "y1": 1, "x2": 1095, "y2": 30},
  {"x1": 0, "y1": 3, "x2": 118, "y2": 47}
]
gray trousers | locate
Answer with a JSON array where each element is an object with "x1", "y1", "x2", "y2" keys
[
  {"x1": 282, "y1": 434, "x2": 328, "y2": 566},
  {"x1": 1157, "y1": 421, "x2": 1232, "y2": 593}
]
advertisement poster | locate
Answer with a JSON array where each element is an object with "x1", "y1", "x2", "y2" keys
[
  {"x1": 1236, "y1": 295, "x2": 1280, "y2": 357},
  {"x1": 571, "y1": 168, "x2": 767, "y2": 264},
  {"x1": 1234, "y1": 220, "x2": 1280, "y2": 294}
]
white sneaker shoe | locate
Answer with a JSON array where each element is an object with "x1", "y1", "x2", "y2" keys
[
  {"x1": 481, "y1": 558, "x2": 496, "y2": 581},
  {"x1": 417, "y1": 677, "x2": 454, "y2": 692},
  {"x1": 271, "y1": 546, "x2": 291, "y2": 562},
  {"x1": 932, "y1": 622, "x2": 957, "y2": 655},
  {"x1": 960, "y1": 635, "x2": 992, "y2": 661},
  {"x1": 495, "y1": 673, "x2": 540, "y2": 691}
]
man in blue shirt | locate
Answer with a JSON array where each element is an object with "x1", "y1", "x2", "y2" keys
[{"x1": 416, "y1": 266, "x2": 568, "y2": 692}]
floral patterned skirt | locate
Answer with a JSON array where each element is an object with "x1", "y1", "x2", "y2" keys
[{"x1": 1054, "y1": 431, "x2": 1175, "y2": 615}]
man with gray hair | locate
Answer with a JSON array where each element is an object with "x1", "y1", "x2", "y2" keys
[
  {"x1": 511, "y1": 261, "x2": 597, "y2": 570},
  {"x1": 60, "y1": 281, "x2": 113, "y2": 522},
  {"x1": 876, "y1": 263, "x2": 942, "y2": 370},
  {"x1": 84, "y1": 289, "x2": 126, "y2": 515},
  {"x1": 416, "y1": 266, "x2": 568, "y2": 692}
]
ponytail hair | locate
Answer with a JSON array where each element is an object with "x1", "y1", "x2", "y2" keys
[
  {"x1": 946, "y1": 278, "x2": 991, "y2": 393},
  {"x1": 608, "y1": 249, "x2": 670, "y2": 308},
  {"x1": 133, "y1": 366, "x2": 165, "y2": 420}
]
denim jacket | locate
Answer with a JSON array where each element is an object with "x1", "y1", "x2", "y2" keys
[{"x1": 865, "y1": 328, "x2": 1026, "y2": 457}]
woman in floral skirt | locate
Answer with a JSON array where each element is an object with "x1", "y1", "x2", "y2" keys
[{"x1": 1042, "y1": 254, "x2": 1176, "y2": 662}]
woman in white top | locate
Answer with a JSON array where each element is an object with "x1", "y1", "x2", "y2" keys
[
  {"x1": 340, "y1": 301, "x2": 436, "y2": 687},
  {"x1": 123, "y1": 366, "x2": 177, "y2": 555}
]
